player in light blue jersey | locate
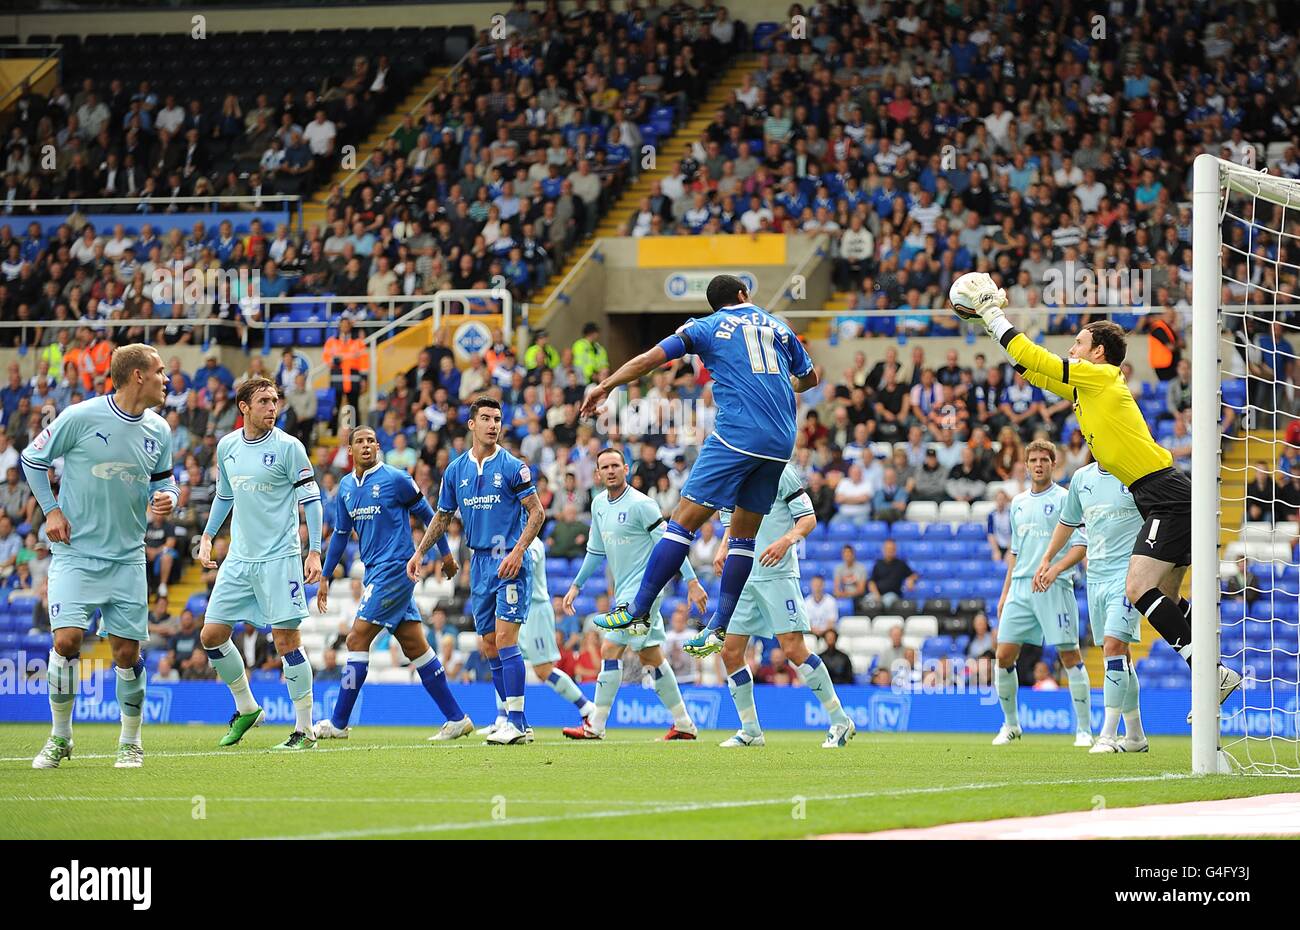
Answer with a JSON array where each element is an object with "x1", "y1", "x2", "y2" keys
[
  {"x1": 1035, "y1": 462, "x2": 1149, "y2": 753},
  {"x1": 708, "y1": 463, "x2": 856, "y2": 748},
  {"x1": 312, "y1": 427, "x2": 474, "y2": 743},
  {"x1": 409, "y1": 397, "x2": 546, "y2": 746},
  {"x1": 24, "y1": 345, "x2": 177, "y2": 770},
  {"x1": 992, "y1": 440, "x2": 1092, "y2": 747},
  {"x1": 559, "y1": 447, "x2": 708, "y2": 740},
  {"x1": 579, "y1": 275, "x2": 818, "y2": 647},
  {"x1": 197, "y1": 377, "x2": 324, "y2": 751}
]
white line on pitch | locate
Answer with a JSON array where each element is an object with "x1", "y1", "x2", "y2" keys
[
  {"x1": 0, "y1": 794, "x2": 667, "y2": 806},
  {"x1": 250, "y1": 774, "x2": 1195, "y2": 840},
  {"x1": 0, "y1": 739, "x2": 635, "y2": 764}
]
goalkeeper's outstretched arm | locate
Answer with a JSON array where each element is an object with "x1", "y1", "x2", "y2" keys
[{"x1": 953, "y1": 273, "x2": 1103, "y2": 396}]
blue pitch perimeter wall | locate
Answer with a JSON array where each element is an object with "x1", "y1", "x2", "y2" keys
[
  {"x1": 2, "y1": 680, "x2": 1294, "y2": 737},
  {"x1": 22, "y1": 211, "x2": 292, "y2": 241}
]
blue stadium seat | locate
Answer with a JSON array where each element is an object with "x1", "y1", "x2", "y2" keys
[
  {"x1": 853, "y1": 541, "x2": 885, "y2": 560},
  {"x1": 316, "y1": 387, "x2": 337, "y2": 418},
  {"x1": 290, "y1": 305, "x2": 326, "y2": 346},
  {"x1": 956, "y1": 522, "x2": 986, "y2": 539},
  {"x1": 921, "y1": 635, "x2": 952, "y2": 658},
  {"x1": 907, "y1": 541, "x2": 938, "y2": 560},
  {"x1": 808, "y1": 540, "x2": 840, "y2": 561},
  {"x1": 861, "y1": 522, "x2": 889, "y2": 540},
  {"x1": 891, "y1": 523, "x2": 922, "y2": 539},
  {"x1": 828, "y1": 522, "x2": 859, "y2": 540},
  {"x1": 1222, "y1": 379, "x2": 1248, "y2": 411},
  {"x1": 268, "y1": 313, "x2": 294, "y2": 347},
  {"x1": 939, "y1": 541, "x2": 968, "y2": 560},
  {"x1": 923, "y1": 523, "x2": 957, "y2": 538}
]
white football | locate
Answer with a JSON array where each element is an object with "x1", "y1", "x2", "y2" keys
[{"x1": 949, "y1": 272, "x2": 988, "y2": 319}]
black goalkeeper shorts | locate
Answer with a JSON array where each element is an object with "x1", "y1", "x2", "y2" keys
[{"x1": 1128, "y1": 466, "x2": 1192, "y2": 567}]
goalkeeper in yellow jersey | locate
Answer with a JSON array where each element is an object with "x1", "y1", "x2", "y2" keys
[{"x1": 950, "y1": 272, "x2": 1242, "y2": 711}]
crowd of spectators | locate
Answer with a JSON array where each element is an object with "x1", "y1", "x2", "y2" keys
[{"x1": 7, "y1": 0, "x2": 1300, "y2": 689}]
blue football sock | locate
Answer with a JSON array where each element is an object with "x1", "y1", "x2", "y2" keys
[
  {"x1": 630, "y1": 520, "x2": 695, "y2": 618},
  {"x1": 413, "y1": 649, "x2": 465, "y2": 722},
  {"x1": 331, "y1": 651, "x2": 369, "y2": 729},
  {"x1": 489, "y1": 654, "x2": 505, "y2": 710},
  {"x1": 499, "y1": 644, "x2": 527, "y2": 730},
  {"x1": 707, "y1": 536, "x2": 756, "y2": 632}
]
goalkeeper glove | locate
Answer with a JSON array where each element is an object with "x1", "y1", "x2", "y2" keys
[{"x1": 958, "y1": 273, "x2": 1009, "y2": 333}]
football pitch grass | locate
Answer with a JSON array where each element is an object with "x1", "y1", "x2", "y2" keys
[{"x1": 0, "y1": 724, "x2": 1293, "y2": 839}]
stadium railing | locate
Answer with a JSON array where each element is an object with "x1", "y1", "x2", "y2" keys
[{"x1": 2, "y1": 195, "x2": 304, "y2": 235}]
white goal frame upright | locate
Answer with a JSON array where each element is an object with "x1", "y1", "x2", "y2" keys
[{"x1": 1192, "y1": 153, "x2": 1300, "y2": 775}]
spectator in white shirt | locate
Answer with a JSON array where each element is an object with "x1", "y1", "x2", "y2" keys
[
  {"x1": 833, "y1": 462, "x2": 875, "y2": 524},
  {"x1": 303, "y1": 110, "x2": 337, "y2": 158},
  {"x1": 155, "y1": 95, "x2": 185, "y2": 135},
  {"x1": 805, "y1": 574, "x2": 839, "y2": 638}
]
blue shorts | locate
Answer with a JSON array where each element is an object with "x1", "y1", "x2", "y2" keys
[
  {"x1": 205, "y1": 554, "x2": 309, "y2": 629},
  {"x1": 469, "y1": 550, "x2": 530, "y2": 636},
  {"x1": 48, "y1": 553, "x2": 148, "y2": 642},
  {"x1": 680, "y1": 434, "x2": 787, "y2": 515},
  {"x1": 357, "y1": 563, "x2": 422, "y2": 630}
]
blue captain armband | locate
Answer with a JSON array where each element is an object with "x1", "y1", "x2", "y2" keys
[{"x1": 657, "y1": 334, "x2": 687, "y2": 361}]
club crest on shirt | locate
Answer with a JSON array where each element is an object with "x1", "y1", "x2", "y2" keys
[
  {"x1": 262, "y1": 453, "x2": 276, "y2": 467},
  {"x1": 143, "y1": 437, "x2": 158, "y2": 456},
  {"x1": 493, "y1": 472, "x2": 502, "y2": 488},
  {"x1": 1044, "y1": 503, "x2": 1056, "y2": 516},
  {"x1": 372, "y1": 484, "x2": 381, "y2": 498},
  {"x1": 618, "y1": 511, "x2": 628, "y2": 523}
]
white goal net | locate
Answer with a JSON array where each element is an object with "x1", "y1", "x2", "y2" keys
[{"x1": 1193, "y1": 154, "x2": 1300, "y2": 775}]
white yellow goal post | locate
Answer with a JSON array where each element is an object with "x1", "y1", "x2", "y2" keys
[{"x1": 1192, "y1": 153, "x2": 1300, "y2": 776}]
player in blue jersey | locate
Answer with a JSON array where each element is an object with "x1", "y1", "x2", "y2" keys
[
  {"x1": 469, "y1": 537, "x2": 597, "y2": 737},
  {"x1": 558, "y1": 447, "x2": 708, "y2": 740},
  {"x1": 991, "y1": 440, "x2": 1092, "y2": 747},
  {"x1": 24, "y1": 345, "x2": 177, "y2": 769},
  {"x1": 312, "y1": 426, "x2": 474, "y2": 742},
  {"x1": 710, "y1": 463, "x2": 856, "y2": 748},
  {"x1": 1035, "y1": 462, "x2": 1149, "y2": 753},
  {"x1": 408, "y1": 397, "x2": 546, "y2": 745},
  {"x1": 197, "y1": 377, "x2": 324, "y2": 750},
  {"x1": 578, "y1": 275, "x2": 819, "y2": 650}
]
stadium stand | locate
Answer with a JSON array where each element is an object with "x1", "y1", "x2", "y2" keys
[{"x1": 1, "y1": 0, "x2": 1298, "y2": 694}]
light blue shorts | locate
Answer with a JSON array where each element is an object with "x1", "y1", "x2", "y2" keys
[
  {"x1": 205, "y1": 554, "x2": 309, "y2": 628},
  {"x1": 48, "y1": 553, "x2": 148, "y2": 642},
  {"x1": 727, "y1": 576, "x2": 810, "y2": 639},
  {"x1": 1087, "y1": 574, "x2": 1141, "y2": 646},
  {"x1": 997, "y1": 577, "x2": 1080, "y2": 648},
  {"x1": 604, "y1": 594, "x2": 667, "y2": 652},
  {"x1": 520, "y1": 601, "x2": 561, "y2": 666}
]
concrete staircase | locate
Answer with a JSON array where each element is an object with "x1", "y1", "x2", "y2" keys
[
  {"x1": 301, "y1": 67, "x2": 451, "y2": 230},
  {"x1": 535, "y1": 53, "x2": 762, "y2": 307}
]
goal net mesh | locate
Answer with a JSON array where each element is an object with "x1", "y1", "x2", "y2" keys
[{"x1": 1215, "y1": 159, "x2": 1300, "y2": 775}]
